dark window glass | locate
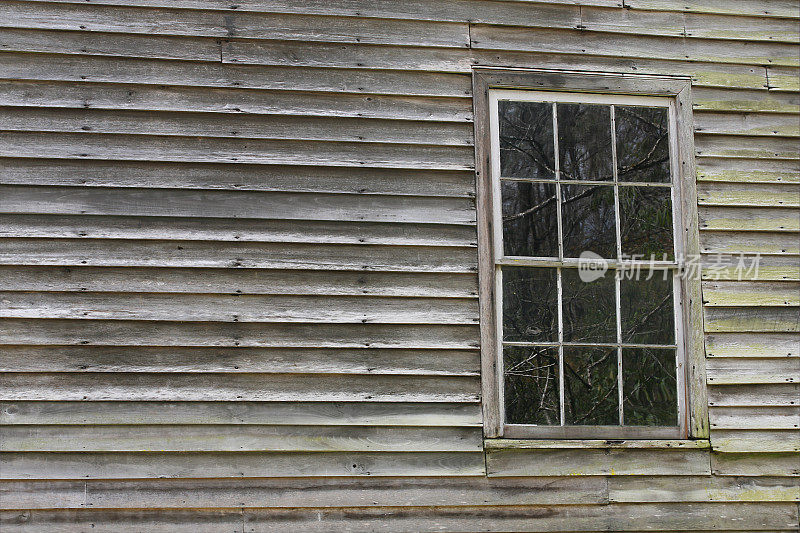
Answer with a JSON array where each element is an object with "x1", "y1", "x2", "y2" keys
[
  {"x1": 504, "y1": 346, "x2": 560, "y2": 425},
  {"x1": 623, "y1": 348, "x2": 678, "y2": 425},
  {"x1": 558, "y1": 103, "x2": 613, "y2": 181},
  {"x1": 619, "y1": 185, "x2": 674, "y2": 259},
  {"x1": 499, "y1": 101, "x2": 555, "y2": 179},
  {"x1": 564, "y1": 346, "x2": 619, "y2": 425},
  {"x1": 561, "y1": 184, "x2": 616, "y2": 259},
  {"x1": 616, "y1": 106, "x2": 670, "y2": 183},
  {"x1": 503, "y1": 267, "x2": 558, "y2": 342},
  {"x1": 502, "y1": 181, "x2": 558, "y2": 257},
  {"x1": 562, "y1": 268, "x2": 616, "y2": 343},
  {"x1": 620, "y1": 274, "x2": 675, "y2": 345}
]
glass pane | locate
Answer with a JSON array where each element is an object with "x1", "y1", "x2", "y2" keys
[
  {"x1": 558, "y1": 103, "x2": 613, "y2": 181},
  {"x1": 503, "y1": 267, "x2": 558, "y2": 342},
  {"x1": 499, "y1": 101, "x2": 555, "y2": 179},
  {"x1": 619, "y1": 185, "x2": 674, "y2": 260},
  {"x1": 561, "y1": 184, "x2": 616, "y2": 259},
  {"x1": 504, "y1": 346, "x2": 560, "y2": 425},
  {"x1": 623, "y1": 348, "x2": 678, "y2": 426},
  {"x1": 620, "y1": 274, "x2": 675, "y2": 345},
  {"x1": 616, "y1": 106, "x2": 671, "y2": 183},
  {"x1": 562, "y1": 268, "x2": 616, "y2": 343},
  {"x1": 564, "y1": 346, "x2": 619, "y2": 425},
  {"x1": 502, "y1": 181, "x2": 558, "y2": 257}
]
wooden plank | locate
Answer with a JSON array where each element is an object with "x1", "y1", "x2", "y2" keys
[
  {"x1": 704, "y1": 307, "x2": 800, "y2": 333},
  {"x1": 693, "y1": 87, "x2": 799, "y2": 114},
  {"x1": 768, "y1": 66, "x2": 800, "y2": 91},
  {"x1": 0, "y1": 239, "x2": 478, "y2": 272},
  {"x1": 0, "y1": 476, "x2": 608, "y2": 510},
  {"x1": 0, "y1": 291, "x2": 479, "y2": 325},
  {"x1": 711, "y1": 429, "x2": 800, "y2": 453},
  {"x1": 0, "y1": 1, "x2": 471, "y2": 47},
  {"x1": 708, "y1": 383, "x2": 800, "y2": 407},
  {"x1": 683, "y1": 13, "x2": 800, "y2": 43},
  {"x1": 700, "y1": 255, "x2": 800, "y2": 282},
  {"x1": 0, "y1": 159, "x2": 476, "y2": 197},
  {"x1": 0, "y1": 80, "x2": 473, "y2": 122},
  {"x1": 695, "y1": 135, "x2": 800, "y2": 159},
  {"x1": 0, "y1": 401, "x2": 482, "y2": 426},
  {"x1": 697, "y1": 157, "x2": 799, "y2": 184},
  {"x1": 469, "y1": 25, "x2": 800, "y2": 67},
  {"x1": 624, "y1": 0, "x2": 800, "y2": 19},
  {"x1": 706, "y1": 332, "x2": 800, "y2": 358},
  {"x1": 701, "y1": 231, "x2": 800, "y2": 255},
  {"x1": 609, "y1": 475, "x2": 800, "y2": 502},
  {"x1": 485, "y1": 447, "x2": 711, "y2": 476},
  {"x1": 0, "y1": 186, "x2": 476, "y2": 225},
  {"x1": 0, "y1": 425, "x2": 483, "y2": 452},
  {"x1": 0, "y1": 372, "x2": 479, "y2": 402},
  {"x1": 0, "y1": 505, "x2": 798, "y2": 533},
  {"x1": 712, "y1": 452, "x2": 800, "y2": 476},
  {"x1": 698, "y1": 182, "x2": 800, "y2": 207},
  {"x1": 707, "y1": 357, "x2": 800, "y2": 385},
  {"x1": 702, "y1": 281, "x2": 800, "y2": 306},
  {"x1": 0, "y1": 319, "x2": 480, "y2": 349},
  {"x1": 0, "y1": 266, "x2": 478, "y2": 298},
  {"x1": 0, "y1": 451, "x2": 487, "y2": 479},
  {"x1": 0, "y1": 345, "x2": 480, "y2": 375},
  {"x1": 0, "y1": 132, "x2": 475, "y2": 170},
  {"x1": 0, "y1": 108, "x2": 474, "y2": 146},
  {"x1": 699, "y1": 206, "x2": 800, "y2": 232},
  {"x1": 0, "y1": 214, "x2": 477, "y2": 247},
  {"x1": 0, "y1": 53, "x2": 473, "y2": 98},
  {"x1": 695, "y1": 112, "x2": 800, "y2": 137},
  {"x1": 710, "y1": 406, "x2": 800, "y2": 429}
]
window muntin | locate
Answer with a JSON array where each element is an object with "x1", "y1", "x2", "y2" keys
[{"x1": 489, "y1": 90, "x2": 687, "y2": 438}]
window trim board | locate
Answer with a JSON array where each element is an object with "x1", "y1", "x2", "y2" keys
[{"x1": 472, "y1": 67, "x2": 708, "y2": 440}]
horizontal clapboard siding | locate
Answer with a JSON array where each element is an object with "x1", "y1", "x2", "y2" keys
[{"x1": 1, "y1": 0, "x2": 798, "y2": 531}]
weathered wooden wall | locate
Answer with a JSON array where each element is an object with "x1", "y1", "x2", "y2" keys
[{"x1": 0, "y1": 0, "x2": 798, "y2": 530}]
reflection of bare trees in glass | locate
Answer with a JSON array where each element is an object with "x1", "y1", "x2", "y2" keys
[
  {"x1": 505, "y1": 347, "x2": 560, "y2": 425},
  {"x1": 616, "y1": 106, "x2": 670, "y2": 183}
]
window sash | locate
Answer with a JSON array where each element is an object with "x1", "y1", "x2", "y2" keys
[{"x1": 488, "y1": 89, "x2": 688, "y2": 436}]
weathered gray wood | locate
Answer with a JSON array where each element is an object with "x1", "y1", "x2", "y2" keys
[
  {"x1": 0, "y1": 108, "x2": 474, "y2": 145},
  {"x1": 767, "y1": 66, "x2": 800, "y2": 91},
  {"x1": 701, "y1": 230, "x2": 800, "y2": 255},
  {"x1": 697, "y1": 157, "x2": 799, "y2": 184},
  {"x1": 706, "y1": 332, "x2": 800, "y2": 357},
  {"x1": 704, "y1": 307, "x2": 800, "y2": 333},
  {"x1": 0, "y1": 451, "x2": 487, "y2": 479},
  {"x1": 710, "y1": 429, "x2": 800, "y2": 453},
  {"x1": 486, "y1": 446, "x2": 711, "y2": 476},
  {"x1": 698, "y1": 181, "x2": 800, "y2": 207},
  {"x1": 0, "y1": 345, "x2": 480, "y2": 374},
  {"x1": 0, "y1": 476, "x2": 608, "y2": 510},
  {"x1": 693, "y1": 87, "x2": 799, "y2": 113},
  {"x1": 469, "y1": 24, "x2": 800, "y2": 67},
  {"x1": 609, "y1": 475, "x2": 800, "y2": 502},
  {"x1": 712, "y1": 452, "x2": 800, "y2": 476},
  {"x1": 0, "y1": 291, "x2": 479, "y2": 325},
  {"x1": 0, "y1": 159, "x2": 476, "y2": 196},
  {"x1": 700, "y1": 254, "x2": 800, "y2": 281},
  {"x1": 695, "y1": 112, "x2": 800, "y2": 137},
  {"x1": 0, "y1": 1, "x2": 472, "y2": 47},
  {"x1": 0, "y1": 132, "x2": 475, "y2": 169},
  {"x1": 0, "y1": 52, "x2": 473, "y2": 97},
  {"x1": 683, "y1": 12, "x2": 800, "y2": 43},
  {"x1": 708, "y1": 383, "x2": 800, "y2": 407},
  {"x1": 0, "y1": 239, "x2": 478, "y2": 272},
  {"x1": 623, "y1": 0, "x2": 799, "y2": 19},
  {"x1": 710, "y1": 406, "x2": 800, "y2": 430},
  {"x1": 707, "y1": 357, "x2": 800, "y2": 384},
  {"x1": 0, "y1": 319, "x2": 480, "y2": 349},
  {"x1": 699, "y1": 206, "x2": 800, "y2": 233},
  {"x1": 1, "y1": 504, "x2": 798, "y2": 533},
  {"x1": 696, "y1": 135, "x2": 800, "y2": 159},
  {"x1": 0, "y1": 425, "x2": 483, "y2": 452},
  {"x1": 0, "y1": 401, "x2": 482, "y2": 426},
  {"x1": 0, "y1": 371, "x2": 479, "y2": 402},
  {"x1": 0, "y1": 266, "x2": 478, "y2": 297},
  {"x1": 0, "y1": 80, "x2": 473, "y2": 122},
  {"x1": 703, "y1": 281, "x2": 800, "y2": 307},
  {"x1": 0, "y1": 185, "x2": 476, "y2": 224}
]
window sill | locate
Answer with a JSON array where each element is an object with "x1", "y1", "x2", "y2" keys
[{"x1": 485, "y1": 438, "x2": 711, "y2": 451}]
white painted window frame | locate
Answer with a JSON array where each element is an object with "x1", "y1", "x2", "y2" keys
[{"x1": 472, "y1": 68, "x2": 708, "y2": 440}]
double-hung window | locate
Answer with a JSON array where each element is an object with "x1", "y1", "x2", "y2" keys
[{"x1": 473, "y1": 69, "x2": 707, "y2": 440}]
